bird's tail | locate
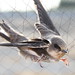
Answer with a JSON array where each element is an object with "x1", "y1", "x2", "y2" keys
[{"x1": 0, "y1": 21, "x2": 27, "y2": 43}]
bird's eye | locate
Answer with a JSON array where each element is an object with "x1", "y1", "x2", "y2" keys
[{"x1": 54, "y1": 44, "x2": 61, "y2": 50}]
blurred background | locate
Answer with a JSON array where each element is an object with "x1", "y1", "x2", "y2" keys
[{"x1": 0, "y1": 0, "x2": 75, "y2": 75}]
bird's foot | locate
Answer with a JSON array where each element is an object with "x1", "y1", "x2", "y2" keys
[{"x1": 36, "y1": 54, "x2": 46, "y2": 68}]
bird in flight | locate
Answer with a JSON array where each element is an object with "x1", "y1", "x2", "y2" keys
[{"x1": 0, "y1": 0, "x2": 68, "y2": 66}]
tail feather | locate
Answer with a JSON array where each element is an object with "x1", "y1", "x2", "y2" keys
[
  {"x1": 0, "y1": 22, "x2": 27, "y2": 42},
  {"x1": 0, "y1": 32, "x2": 10, "y2": 41}
]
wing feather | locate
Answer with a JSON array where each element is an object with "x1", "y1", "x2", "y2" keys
[{"x1": 33, "y1": 0, "x2": 60, "y2": 35}]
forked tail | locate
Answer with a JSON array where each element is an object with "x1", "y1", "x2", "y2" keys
[{"x1": 0, "y1": 21, "x2": 27, "y2": 43}]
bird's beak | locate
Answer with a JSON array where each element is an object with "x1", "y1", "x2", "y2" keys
[{"x1": 62, "y1": 49, "x2": 68, "y2": 53}]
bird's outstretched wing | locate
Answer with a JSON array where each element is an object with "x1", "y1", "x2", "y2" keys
[
  {"x1": 0, "y1": 39, "x2": 49, "y2": 48},
  {"x1": 33, "y1": 0, "x2": 60, "y2": 35},
  {"x1": 0, "y1": 39, "x2": 50, "y2": 62}
]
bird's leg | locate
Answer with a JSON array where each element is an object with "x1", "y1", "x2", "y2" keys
[
  {"x1": 36, "y1": 54, "x2": 45, "y2": 68},
  {"x1": 39, "y1": 62, "x2": 43, "y2": 68}
]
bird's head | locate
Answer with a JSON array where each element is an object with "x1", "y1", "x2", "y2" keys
[{"x1": 47, "y1": 37, "x2": 68, "y2": 61}]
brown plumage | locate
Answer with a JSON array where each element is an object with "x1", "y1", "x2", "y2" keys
[{"x1": 0, "y1": 0, "x2": 68, "y2": 64}]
